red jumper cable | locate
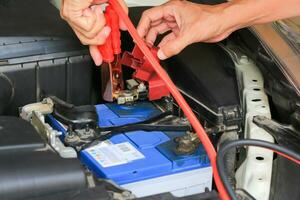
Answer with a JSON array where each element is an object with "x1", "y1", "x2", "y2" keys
[{"x1": 107, "y1": 0, "x2": 230, "y2": 199}]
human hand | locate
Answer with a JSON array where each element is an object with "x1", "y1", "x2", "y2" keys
[
  {"x1": 137, "y1": 0, "x2": 233, "y2": 60},
  {"x1": 60, "y1": 0, "x2": 128, "y2": 65}
]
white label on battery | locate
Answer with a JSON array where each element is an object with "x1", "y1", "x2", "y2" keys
[
  {"x1": 86, "y1": 142, "x2": 145, "y2": 168},
  {"x1": 115, "y1": 142, "x2": 145, "y2": 162}
]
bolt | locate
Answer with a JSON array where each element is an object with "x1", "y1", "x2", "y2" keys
[
  {"x1": 114, "y1": 72, "x2": 119, "y2": 79},
  {"x1": 123, "y1": 90, "x2": 133, "y2": 97},
  {"x1": 138, "y1": 82, "x2": 146, "y2": 92},
  {"x1": 41, "y1": 98, "x2": 47, "y2": 104},
  {"x1": 179, "y1": 117, "x2": 189, "y2": 125},
  {"x1": 122, "y1": 191, "x2": 132, "y2": 198},
  {"x1": 240, "y1": 55, "x2": 249, "y2": 64},
  {"x1": 85, "y1": 124, "x2": 90, "y2": 132},
  {"x1": 55, "y1": 131, "x2": 62, "y2": 137}
]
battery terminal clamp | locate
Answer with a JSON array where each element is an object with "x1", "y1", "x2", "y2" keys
[{"x1": 121, "y1": 45, "x2": 170, "y2": 101}]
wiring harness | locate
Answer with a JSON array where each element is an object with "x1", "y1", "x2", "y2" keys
[{"x1": 217, "y1": 139, "x2": 300, "y2": 200}]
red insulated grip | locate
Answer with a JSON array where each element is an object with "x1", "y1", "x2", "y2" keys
[
  {"x1": 98, "y1": 12, "x2": 114, "y2": 63},
  {"x1": 106, "y1": 6, "x2": 121, "y2": 55}
]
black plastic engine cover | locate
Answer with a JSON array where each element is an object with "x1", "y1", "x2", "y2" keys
[
  {"x1": 0, "y1": 151, "x2": 87, "y2": 200},
  {"x1": 0, "y1": 0, "x2": 84, "y2": 59},
  {"x1": 0, "y1": 116, "x2": 45, "y2": 152},
  {"x1": 0, "y1": 0, "x2": 100, "y2": 116},
  {"x1": 164, "y1": 43, "x2": 241, "y2": 129},
  {"x1": 0, "y1": 116, "x2": 88, "y2": 200},
  {"x1": 127, "y1": 7, "x2": 241, "y2": 131}
]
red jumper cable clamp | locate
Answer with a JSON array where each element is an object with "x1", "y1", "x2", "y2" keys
[
  {"x1": 98, "y1": 5, "x2": 124, "y2": 102},
  {"x1": 121, "y1": 45, "x2": 170, "y2": 101}
]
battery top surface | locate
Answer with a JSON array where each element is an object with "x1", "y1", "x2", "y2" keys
[{"x1": 80, "y1": 102, "x2": 210, "y2": 185}]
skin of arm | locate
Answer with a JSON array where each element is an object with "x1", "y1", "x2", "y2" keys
[
  {"x1": 137, "y1": 0, "x2": 300, "y2": 60},
  {"x1": 222, "y1": 0, "x2": 300, "y2": 35}
]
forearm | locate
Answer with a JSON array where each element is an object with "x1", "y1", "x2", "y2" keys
[{"x1": 221, "y1": 0, "x2": 300, "y2": 31}]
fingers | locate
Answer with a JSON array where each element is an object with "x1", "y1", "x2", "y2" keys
[
  {"x1": 137, "y1": 2, "x2": 185, "y2": 60},
  {"x1": 158, "y1": 32, "x2": 176, "y2": 48},
  {"x1": 93, "y1": 0, "x2": 108, "y2": 3},
  {"x1": 71, "y1": 5, "x2": 107, "y2": 40},
  {"x1": 145, "y1": 22, "x2": 170, "y2": 45},
  {"x1": 72, "y1": 25, "x2": 111, "y2": 45},
  {"x1": 61, "y1": 7, "x2": 95, "y2": 33},
  {"x1": 94, "y1": 0, "x2": 128, "y2": 30},
  {"x1": 137, "y1": 6, "x2": 165, "y2": 38},
  {"x1": 90, "y1": 45, "x2": 103, "y2": 66},
  {"x1": 157, "y1": 33, "x2": 190, "y2": 60},
  {"x1": 61, "y1": 3, "x2": 104, "y2": 38},
  {"x1": 60, "y1": 1, "x2": 109, "y2": 40},
  {"x1": 61, "y1": 0, "x2": 129, "y2": 67},
  {"x1": 81, "y1": 5, "x2": 106, "y2": 39}
]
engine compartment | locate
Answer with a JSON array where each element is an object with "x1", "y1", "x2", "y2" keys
[{"x1": 0, "y1": 1, "x2": 300, "y2": 200}]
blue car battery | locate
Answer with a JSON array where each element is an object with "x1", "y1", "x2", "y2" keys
[{"x1": 48, "y1": 102, "x2": 212, "y2": 198}]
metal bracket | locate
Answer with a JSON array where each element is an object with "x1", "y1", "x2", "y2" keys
[
  {"x1": 224, "y1": 46, "x2": 274, "y2": 200},
  {"x1": 20, "y1": 98, "x2": 77, "y2": 158}
]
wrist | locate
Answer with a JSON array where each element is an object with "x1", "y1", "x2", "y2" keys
[{"x1": 219, "y1": 0, "x2": 272, "y2": 32}]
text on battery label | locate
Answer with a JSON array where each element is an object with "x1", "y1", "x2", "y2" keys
[{"x1": 86, "y1": 142, "x2": 145, "y2": 168}]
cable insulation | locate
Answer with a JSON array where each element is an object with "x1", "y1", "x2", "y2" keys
[{"x1": 217, "y1": 139, "x2": 300, "y2": 200}]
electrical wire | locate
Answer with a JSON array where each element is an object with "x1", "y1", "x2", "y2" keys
[
  {"x1": 81, "y1": 112, "x2": 191, "y2": 149},
  {"x1": 217, "y1": 139, "x2": 300, "y2": 200},
  {"x1": 108, "y1": 0, "x2": 229, "y2": 199},
  {"x1": 96, "y1": 111, "x2": 173, "y2": 132}
]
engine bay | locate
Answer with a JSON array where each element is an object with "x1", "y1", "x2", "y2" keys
[{"x1": 0, "y1": 1, "x2": 300, "y2": 200}]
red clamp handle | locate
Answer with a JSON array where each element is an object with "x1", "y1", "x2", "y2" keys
[
  {"x1": 106, "y1": 6, "x2": 121, "y2": 55},
  {"x1": 98, "y1": 5, "x2": 121, "y2": 63},
  {"x1": 98, "y1": 11, "x2": 114, "y2": 63}
]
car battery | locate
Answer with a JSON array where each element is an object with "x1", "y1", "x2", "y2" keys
[{"x1": 50, "y1": 102, "x2": 212, "y2": 198}]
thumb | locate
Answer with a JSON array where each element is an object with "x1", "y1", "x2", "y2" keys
[{"x1": 157, "y1": 34, "x2": 190, "y2": 60}]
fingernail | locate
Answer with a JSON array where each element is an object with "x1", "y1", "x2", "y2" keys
[
  {"x1": 94, "y1": 57, "x2": 101, "y2": 66},
  {"x1": 146, "y1": 41, "x2": 153, "y2": 47},
  {"x1": 157, "y1": 50, "x2": 167, "y2": 60},
  {"x1": 94, "y1": 59, "x2": 101, "y2": 66}
]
